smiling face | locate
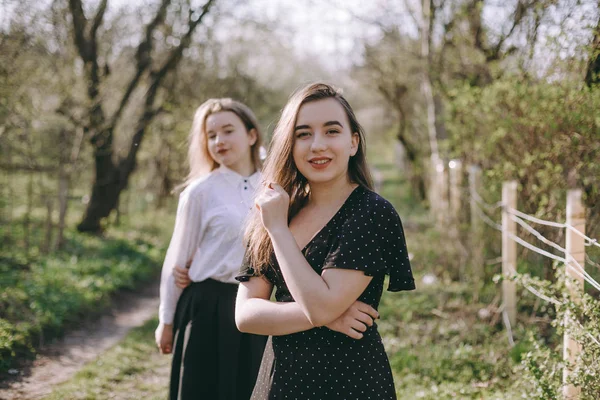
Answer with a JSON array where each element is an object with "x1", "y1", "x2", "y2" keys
[
  {"x1": 292, "y1": 98, "x2": 359, "y2": 186},
  {"x1": 205, "y1": 111, "x2": 257, "y2": 174}
]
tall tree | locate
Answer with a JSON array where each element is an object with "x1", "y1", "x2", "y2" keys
[
  {"x1": 67, "y1": 0, "x2": 216, "y2": 232},
  {"x1": 585, "y1": 11, "x2": 600, "y2": 86}
]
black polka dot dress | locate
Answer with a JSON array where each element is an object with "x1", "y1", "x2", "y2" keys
[{"x1": 236, "y1": 186, "x2": 415, "y2": 400}]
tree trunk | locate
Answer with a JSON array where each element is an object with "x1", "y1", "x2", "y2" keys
[
  {"x1": 55, "y1": 166, "x2": 69, "y2": 249},
  {"x1": 396, "y1": 126, "x2": 426, "y2": 201},
  {"x1": 77, "y1": 164, "x2": 120, "y2": 232},
  {"x1": 69, "y1": 0, "x2": 215, "y2": 233},
  {"x1": 43, "y1": 199, "x2": 53, "y2": 254},
  {"x1": 421, "y1": 0, "x2": 441, "y2": 212},
  {"x1": 585, "y1": 17, "x2": 600, "y2": 87},
  {"x1": 24, "y1": 171, "x2": 33, "y2": 256}
]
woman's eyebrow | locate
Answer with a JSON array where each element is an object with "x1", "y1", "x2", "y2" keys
[
  {"x1": 294, "y1": 124, "x2": 311, "y2": 131},
  {"x1": 295, "y1": 121, "x2": 343, "y2": 131},
  {"x1": 207, "y1": 123, "x2": 234, "y2": 133}
]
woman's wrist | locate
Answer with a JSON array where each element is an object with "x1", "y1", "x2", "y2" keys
[{"x1": 266, "y1": 225, "x2": 291, "y2": 239}]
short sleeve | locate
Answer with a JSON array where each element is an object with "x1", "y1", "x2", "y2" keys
[
  {"x1": 322, "y1": 198, "x2": 415, "y2": 292},
  {"x1": 235, "y1": 251, "x2": 276, "y2": 284},
  {"x1": 235, "y1": 253, "x2": 259, "y2": 282}
]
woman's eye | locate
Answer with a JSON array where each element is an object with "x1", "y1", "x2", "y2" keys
[
  {"x1": 208, "y1": 134, "x2": 217, "y2": 139},
  {"x1": 296, "y1": 132, "x2": 310, "y2": 138},
  {"x1": 225, "y1": 130, "x2": 234, "y2": 134},
  {"x1": 327, "y1": 129, "x2": 340, "y2": 135}
]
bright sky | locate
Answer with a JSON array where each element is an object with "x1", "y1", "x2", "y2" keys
[
  {"x1": 2, "y1": 0, "x2": 597, "y2": 73},
  {"x1": 0, "y1": 0, "x2": 395, "y2": 69}
]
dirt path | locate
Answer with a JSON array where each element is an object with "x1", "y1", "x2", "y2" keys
[{"x1": 0, "y1": 279, "x2": 160, "y2": 400}]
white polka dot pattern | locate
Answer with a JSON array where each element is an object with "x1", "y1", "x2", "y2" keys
[{"x1": 236, "y1": 186, "x2": 415, "y2": 399}]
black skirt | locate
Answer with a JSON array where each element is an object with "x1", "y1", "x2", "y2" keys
[{"x1": 170, "y1": 279, "x2": 267, "y2": 400}]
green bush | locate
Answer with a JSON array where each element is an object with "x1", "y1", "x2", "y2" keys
[
  {"x1": 446, "y1": 80, "x2": 600, "y2": 398},
  {"x1": 0, "y1": 221, "x2": 167, "y2": 373}
]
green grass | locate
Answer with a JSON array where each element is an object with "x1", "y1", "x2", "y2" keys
[
  {"x1": 43, "y1": 317, "x2": 170, "y2": 400},
  {"x1": 375, "y1": 154, "x2": 537, "y2": 398},
  {"x1": 0, "y1": 209, "x2": 173, "y2": 373},
  {"x1": 37, "y1": 144, "x2": 548, "y2": 399}
]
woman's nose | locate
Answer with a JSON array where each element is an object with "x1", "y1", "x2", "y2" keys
[{"x1": 310, "y1": 132, "x2": 327, "y2": 152}]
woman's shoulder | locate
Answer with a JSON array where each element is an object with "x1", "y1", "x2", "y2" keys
[
  {"x1": 352, "y1": 186, "x2": 398, "y2": 217},
  {"x1": 179, "y1": 171, "x2": 220, "y2": 200}
]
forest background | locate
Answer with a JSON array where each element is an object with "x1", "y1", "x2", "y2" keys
[{"x1": 1, "y1": 0, "x2": 599, "y2": 398}]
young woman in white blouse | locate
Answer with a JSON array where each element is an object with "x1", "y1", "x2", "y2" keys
[{"x1": 155, "y1": 98, "x2": 268, "y2": 400}]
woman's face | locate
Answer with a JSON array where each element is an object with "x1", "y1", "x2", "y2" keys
[
  {"x1": 205, "y1": 111, "x2": 256, "y2": 173},
  {"x1": 292, "y1": 98, "x2": 359, "y2": 186}
]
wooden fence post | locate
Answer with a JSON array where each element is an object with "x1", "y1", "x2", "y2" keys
[
  {"x1": 429, "y1": 156, "x2": 440, "y2": 220},
  {"x1": 449, "y1": 160, "x2": 463, "y2": 222},
  {"x1": 449, "y1": 160, "x2": 464, "y2": 279},
  {"x1": 435, "y1": 159, "x2": 448, "y2": 227},
  {"x1": 469, "y1": 165, "x2": 484, "y2": 298},
  {"x1": 563, "y1": 189, "x2": 585, "y2": 400},
  {"x1": 502, "y1": 181, "x2": 518, "y2": 328}
]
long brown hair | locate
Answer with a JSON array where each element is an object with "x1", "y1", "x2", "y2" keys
[
  {"x1": 178, "y1": 98, "x2": 263, "y2": 191},
  {"x1": 245, "y1": 82, "x2": 373, "y2": 273}
]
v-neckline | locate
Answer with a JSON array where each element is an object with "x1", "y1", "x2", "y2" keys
[{"x1": 297, "y1": 186, "x2": 362, "y2": 252}]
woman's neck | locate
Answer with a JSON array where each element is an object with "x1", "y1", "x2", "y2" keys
[
  {"x1": 307, "y1": 175, "x2": 357, "y2": 208},
  {"x1": 225, "y1": 157, "x2": 256, "y2": 177}
]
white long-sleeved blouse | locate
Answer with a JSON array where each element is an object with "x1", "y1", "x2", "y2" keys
[{"x1": 158, "y1": 165, "x2": 261, "y2": 324}]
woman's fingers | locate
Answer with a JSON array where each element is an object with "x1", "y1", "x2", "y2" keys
[
  {"x1": 354, "y1": 311, "x2": 374, "y2": 327},
  {"x1": 355, "y1": 301, "x2": 379, "y2": 320},
  {"x1": 173, "y1": 265, "x2": 191, "y2": 288},
  {"x1": 346, "y1": 327, "x2": 363, "y2": 340},
  {"x1": 350, "y1": 319, "x2": 368, "y2": 333}
]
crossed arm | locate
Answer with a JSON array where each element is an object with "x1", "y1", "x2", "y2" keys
[{"x1": 235, "y1": 274, "x2": 377, "y2": 339}]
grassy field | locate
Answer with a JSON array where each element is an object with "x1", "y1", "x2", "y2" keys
[
  {"x1": 43, "y1": 317, "x2": 170, "y2": 400},
  {"x1": 0, "y1": 206, "x2": 172, "y2": 374},
  {"x1": 39, "y1": 146, "x2": 536, "y2": 399}
]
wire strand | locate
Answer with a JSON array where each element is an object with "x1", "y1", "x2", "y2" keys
[
  {"x1": 505, "y1": 206, "x2": 566, "y2": 229},
  {"x1": 510, "y1": 214, "x2": 566, "y2": 254},
  {"x1": 565, "y1": 224, "x2": 600, "y2": 249}
]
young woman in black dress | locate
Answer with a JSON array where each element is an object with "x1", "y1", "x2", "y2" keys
[{"x1": 235, "y1": 83, "x2": 415, "y2": 399}]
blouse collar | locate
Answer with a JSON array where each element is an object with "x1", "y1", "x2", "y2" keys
[{"x1": 218, "y1": 164, "x2": 261, "y2": 188}]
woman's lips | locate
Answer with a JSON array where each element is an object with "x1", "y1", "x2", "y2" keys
[{"x1": 309, "y1": 158, "x2": 331, "y2": 170}]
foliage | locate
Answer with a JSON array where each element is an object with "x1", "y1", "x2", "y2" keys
[
  {"x1": 43, "y1": 317, "x2": 170, "y2": 400},
  {"x1": 447, "y1": 79, "x2": 600, "y2": 237},
  {"x1": 446, "y1": 77, "x2": 600, "y2": 398},
  {"x1": 0, "y1": 213, "x2": 170, "y2": 373}
]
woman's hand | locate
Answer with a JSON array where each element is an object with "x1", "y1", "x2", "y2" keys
[
  {"x1": 325, "y1": 301, "x2": 379, "y2": 340},
  {"x1": 155, "y1": 323, "x2": 174, "y2": 354},
  {"x1": 255, "y1": 182, "x2": 290, "y2": 233},
  {"x1": 173, "y1": 264, "x2": 191, "y2": 289}
]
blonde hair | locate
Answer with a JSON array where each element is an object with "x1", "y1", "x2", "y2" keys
[
  {"x1": 245, "y1": 82, "x2": 373, "y2": 274},
  {"x1": 179, "y1": 98, "x2": 263, "y2": 190}
]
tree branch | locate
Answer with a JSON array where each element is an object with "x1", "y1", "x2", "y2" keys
[
  {"x1": 152, "y1": 0, "x2": 215, "y2": 86},
  {"x1": 117, "y1": 0, "x2": 216, "y2": 186},
  {"x1": 68, "y1": 0, "x2": 90, "y2": 61},
  {"x1": 488, "y1": 0, "x2": 532, "y2": 62},
  {"x1": 585, "y1": 13, "x2": 600, "y2": 87},
  {"x1": 108, "y1": 0, "x2": 172, "y2": 130},
  {"x1": 90, "y1": 0, "x2": 108, "y2": 41}
]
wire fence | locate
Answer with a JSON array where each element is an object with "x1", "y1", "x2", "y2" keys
[
  {"x1": 467, "y1": 186, "x2": 600, "y2": 293},
  {"x1": 435, "y1": 161, "x2": 599, "y2": 398}
]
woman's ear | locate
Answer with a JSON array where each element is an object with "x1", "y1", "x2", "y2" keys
[
  {"x1": 248, "y1": 128, "x2": 258, "y2": 146},
  {"x1": 350, "y1": 132, "x2": 359, "y2": 156}
]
